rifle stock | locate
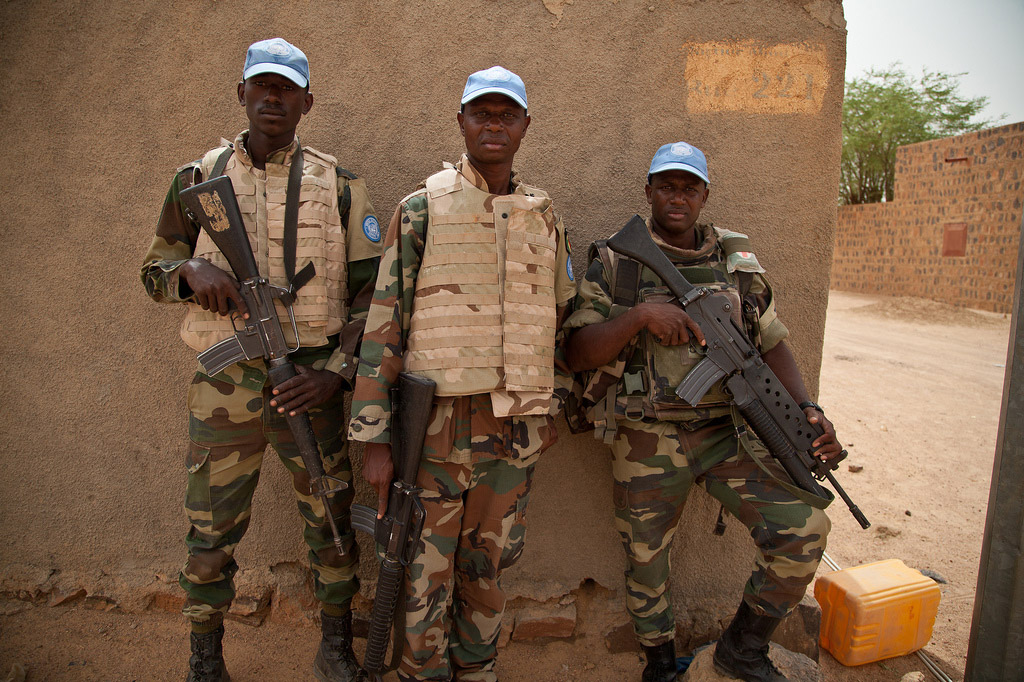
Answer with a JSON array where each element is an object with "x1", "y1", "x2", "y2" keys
[
  {"x1": 180, "y1": 176, "x2": 260, "y2": 281},
  {"x1": 606, "y1": 215, "x2": 869, "y2": 529}
]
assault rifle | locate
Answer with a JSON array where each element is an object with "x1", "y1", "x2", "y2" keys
[
  {"x1": 607, "y1": 215, "x2": 870, "y2": 529},
  {"x1": 351, "y1": 372, "x2": 436, "y2": 678},
  {"x1": 179, "y1": 176, "x2": 351, "y2": 554}
]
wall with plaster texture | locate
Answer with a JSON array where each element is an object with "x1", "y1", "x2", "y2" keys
[{"x1": 0, "y1": 0, "x2": 846, "y2": 642}]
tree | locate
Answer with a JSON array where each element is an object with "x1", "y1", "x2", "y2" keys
[{"x1": 840, "y1": 66, "x2": 998, "y2": 205}]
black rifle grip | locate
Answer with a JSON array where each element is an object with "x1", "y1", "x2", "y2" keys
[{"x1": 364, "y1": 557, "x2": 404, "y2": 673}]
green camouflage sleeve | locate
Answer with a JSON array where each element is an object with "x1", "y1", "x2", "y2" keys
[
  {"x1": 348, "y1": 192, "x2": 428, "y2": 443},
  {"x1": 140, "y1": 170, "x2": 200, "y2": 302},
  {"x1": 563, "y1": 251, "x2": 613, "y2": 330},
  {"x1": 326, "y1": 174, "x2": 382, "y2": 382},
  {"x1": 749, "y1": 272, "x2": 789, "y2": 352}
]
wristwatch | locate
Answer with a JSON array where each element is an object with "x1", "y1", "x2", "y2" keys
[{"x1": 799, "y1": 401, "x2": 824, "y2": 414}]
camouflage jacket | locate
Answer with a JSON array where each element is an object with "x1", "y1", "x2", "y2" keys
[
  {"x1": 564, "y1": 218, "x2": 789, "y2": 424},
  {"x1": 348, "y1": 155, "x2": 576, "y2": 445},
  {"x1": 140, "y1": 131, "x2": 382, "y2": 387}
]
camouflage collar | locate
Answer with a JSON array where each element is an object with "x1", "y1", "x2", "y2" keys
[
  {"x1": 233, "y1": 130, "x2": 300, "y2": 169},
  {"x1": 455, "y1": 154, "x2": 524, "y2": 195},
  {"x1": 647, "y1": 218, "x2": 718, "y2": 261}
]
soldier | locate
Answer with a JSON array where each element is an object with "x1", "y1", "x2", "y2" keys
[
  {"x1": 141, "y1": 38, "x2": 381, "y2": 682},
  {"x1": 564, "y1": 142, "x2": 841, "y2": 682},
  {"x1": 348, "y1": 66, "x2": 576, "y2": 682}
]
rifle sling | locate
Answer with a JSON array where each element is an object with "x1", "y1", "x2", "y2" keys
[{"x1": 209, "y1": 147, "x2": 233, "y2": 180}]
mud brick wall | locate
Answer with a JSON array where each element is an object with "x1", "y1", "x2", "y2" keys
[{"x1": 832, "y1": 122, "x2": 1024, "y2": 313}]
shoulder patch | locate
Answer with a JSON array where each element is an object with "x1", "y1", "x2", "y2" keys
[
  {"x1": 713, "y1": 226, "x2": 764, "y2": 274},
  {"x1": 362, "y1": 215, "x2": 382, "y2": 242},
  {"x1": 335, "y1": 166, "x2": 358, "y2": 180},
  {"x1": 566, "y1": 257, "x2": 575, "y2": 281}
]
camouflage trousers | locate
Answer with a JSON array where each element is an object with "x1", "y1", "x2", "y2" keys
[
  {"x1": 398, "y1": 393, "x2": 557, "y2": 682},
  {"x1": 609, "y1": 417, "x2": 830, "y2": 646},
  {"x1": 180, "y1": 363, "x2": 359, "y2": 623}
]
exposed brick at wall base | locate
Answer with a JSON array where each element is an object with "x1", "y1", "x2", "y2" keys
[{"x1": 832, "y1": 122, "x2": 1024, "y2": 313}]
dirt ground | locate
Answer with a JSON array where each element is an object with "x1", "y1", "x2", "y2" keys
[{"x1": 0, "y1": 291, "x2": 1011, "y2": 682}]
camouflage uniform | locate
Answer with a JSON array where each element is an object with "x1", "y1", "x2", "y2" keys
[
  {"x1": 564, "y1": 219, "x2": 831, "y2": 647},
  {"x1": 141, "y1": 131, "x2": 381, "y2": 625},
  {"x1": 349, "y1": 155, "x2": 575, "y2": 681}
]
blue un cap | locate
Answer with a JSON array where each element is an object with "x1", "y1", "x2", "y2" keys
[
  {"x1": 243, "y1": 38, "x2": 310, "y2": 88},
  {"x1": 461, "y1": 66, "x2": 528, "y2": 111},
  {"x1": 648, "y1": 141, "x2": 710, "y2": 185}
]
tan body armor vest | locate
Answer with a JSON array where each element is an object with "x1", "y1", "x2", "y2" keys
[
  {"x1": 180, "y1": 143, "x2": 348, "y2": 352},
  {"x1": 405, "y1": 167, "x2": 559, "y2": 412}
]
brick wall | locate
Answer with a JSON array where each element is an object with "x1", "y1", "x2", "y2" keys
[{"x1": 832, "y1": 122, "x2": 1024, "y2": 313}]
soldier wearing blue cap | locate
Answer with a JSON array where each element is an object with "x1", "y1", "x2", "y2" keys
[
  {"x1": 564, "y1": 142, "x2": 843, "y2": 682},
  {"x1": 349, "y1": 65, "x2": 576, "y2": 682},
  {"x1": 141, "y1": 37, "x2": 381, "y2": 682}
]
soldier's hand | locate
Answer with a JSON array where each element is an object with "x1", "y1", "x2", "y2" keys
[
  {"x1": 363, "y1": 442, "x2": 394, "y2": 518},
  {"x1": 806, "y1": 408, "x2": 844, "y2": 462},
  {"x1": 180, "y1": 258, "x2": 249, "y2": 318},
  {"x1": 270, "y1": 365, "x2": 343, "y2": 416},
  {"x1": 638, "y1": 302, "x2": 706, "y2": 347}
]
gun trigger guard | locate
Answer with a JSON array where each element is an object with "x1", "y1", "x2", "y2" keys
[
  {"x1": 810, "y1": 449, "x2": 847, "y2": 479},
  {"x1": 319, "y1": 473, "x2": 350, "y2": 496}
]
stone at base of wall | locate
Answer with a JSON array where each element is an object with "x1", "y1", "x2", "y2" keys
[
  {"x1": 511, "y1": 602, "x2": 578, "y2": 641},
  {"x1": 682, "y1": 643, "x2": 821, "y2": 682},
  {"x1": 0, "y1": 563, "x2": 823, "y2": 661}
]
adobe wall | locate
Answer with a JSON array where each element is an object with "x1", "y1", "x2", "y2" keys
[
  {"x1": 0, "y1": 0, "x2": 846, "y2": 648},
  {"x1": 832, "y1": 122, "x2": 1024, "y2": 313}
]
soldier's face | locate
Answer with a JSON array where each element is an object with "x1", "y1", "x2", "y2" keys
[
  {"x1": 238, "y1": 73, "x2": 313, "y2": 141},
  {"x1": 458, "y1": 94, "x2": 530, "y2": 167},
  {"x1": 646, "y1": 170, "x2": 709, "y2": 235}
]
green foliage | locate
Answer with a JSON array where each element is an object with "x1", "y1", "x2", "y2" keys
[{"x1": 841, "y1": 66, "x2": 998, "y2": 205}]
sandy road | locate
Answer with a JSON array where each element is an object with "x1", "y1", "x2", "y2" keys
[{"x1": 816, "y1": 291, "x2": 1011, "y2": 677}]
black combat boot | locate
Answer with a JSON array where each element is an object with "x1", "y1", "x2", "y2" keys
[
  {"x1": 313, "y1": 610, "x2": 366, "y2": 682},
  {"x1": 713, "y1": 601, "x2": 786, "y2": 682},
  {"x1": 641, "y1": 640, "x2": 678, "y2": 682},
  {"x1": 186, "y1": 625, "x2": 230, "y2": 682}
]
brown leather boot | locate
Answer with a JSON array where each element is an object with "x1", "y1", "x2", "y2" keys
[
  {"x1": 186, "y1": 625, "x2": 230, "y2": 682},
  {"x1": 712, "y1": 601, "x2": 787, "y2": 682},
  {"x1": 313, "y1": 610, "x2": 366, "y2": 682}
]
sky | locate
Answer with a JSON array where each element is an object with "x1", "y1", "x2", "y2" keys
[{"x1": 844, "y1": 0, "x2": 1024, "y2": 125}]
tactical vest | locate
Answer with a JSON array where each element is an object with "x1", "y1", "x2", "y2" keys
[
  {"x1": 582, "y1": 224, "x2": 767, "y2": 437},
  {"x1": 179, "y1": 143, "x2": 348, "y2": 352},
  {"x1": 404, "y1": 166, "x2": 559, "y2": 412}
]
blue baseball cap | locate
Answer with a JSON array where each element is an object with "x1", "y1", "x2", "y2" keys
[
  {"x1": 648, "y1": 141, "x2": 710, "y2": 185},
  {"x1": 461, "y1": 66, "x2": 528, "y2": 111},
  {"x1": 243, "y1": 38, "x2": 310, "y2": 88}
]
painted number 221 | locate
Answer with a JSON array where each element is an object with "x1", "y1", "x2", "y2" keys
[{"x1": 752, "y1": 72, "x2": 814, "y2": 99}]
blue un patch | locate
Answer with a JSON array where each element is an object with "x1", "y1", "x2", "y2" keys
[
  {"x1": 566, "y1": 258, "x2": 574, "y2": 281},
  {"x1": 362, "y1": 215, "x2": 381, "y2": 242}
]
